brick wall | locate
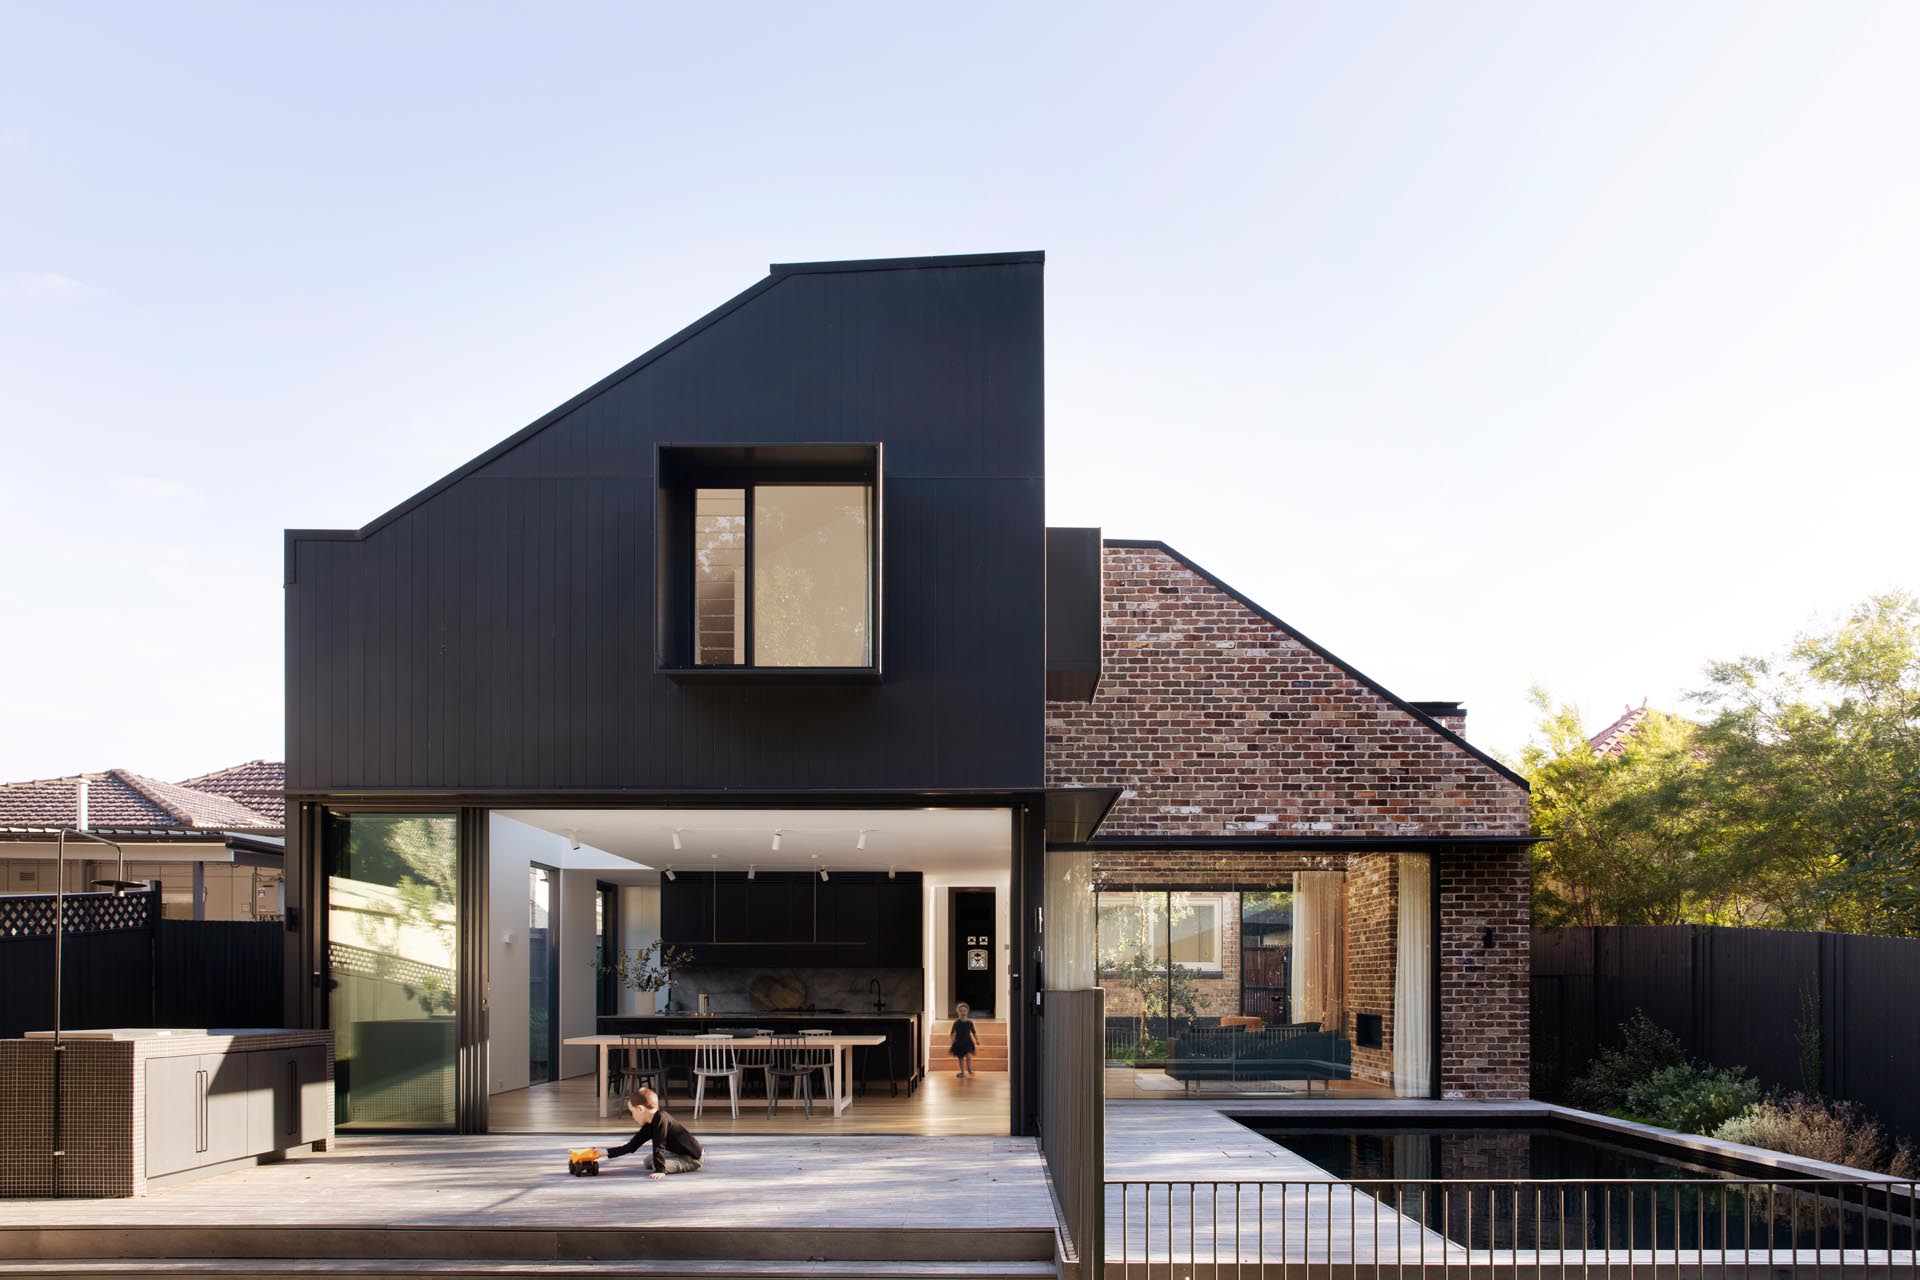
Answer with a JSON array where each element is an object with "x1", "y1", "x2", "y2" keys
[
  {"x1": 1437, "y1": 848, "x2": 1531, "y2": 1100},
  {"x1": 1051, "y1": 542, "x2": 1533, "y2": 1100},
  {"x1": 1345, "y1": 857, "x2": 1396, "y2": 1088},
  {"x1": 1045, "y1": 544, "x2": 1530, "y2": 839}
]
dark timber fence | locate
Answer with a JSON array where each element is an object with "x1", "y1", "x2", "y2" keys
[
  {"x1": 1534, "y1": 925, "x2": 1920, "y2": 1141},
  {"x1": 1041, "y1": 987, "x2": 1106, "y2": 1279},
  {"x1": 0, "y1": 890, "x2": 284, "y2": 1038}
]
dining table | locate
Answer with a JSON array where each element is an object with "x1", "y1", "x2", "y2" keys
[{"x1": 563, "y1": 1032, "x2": 887, "y2": 1118}]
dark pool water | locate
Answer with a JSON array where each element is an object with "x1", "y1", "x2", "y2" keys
[
  {"x1": 1249, "y1": 1124, "x2": 1740, "y2": 1183},
  {"x1": 1236, "y1": 1120, "x2": 1916, "y2": 1254}
]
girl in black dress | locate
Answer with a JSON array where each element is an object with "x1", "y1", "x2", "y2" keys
[{"x1": 949, "y1": 1001, "x2": 978, "y2": 1078}]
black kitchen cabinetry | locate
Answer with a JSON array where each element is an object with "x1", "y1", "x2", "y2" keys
[
  {"x1": 659, "y1": 874, "x2": 713, "y2": 944},
  {"x1": 663, "y1": 871, "x2": 921, "y2": 967}
]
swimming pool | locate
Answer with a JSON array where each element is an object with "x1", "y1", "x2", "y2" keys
[{"x1": 1234, "y1": 1114, "x2": 1917, "y2": 1253}]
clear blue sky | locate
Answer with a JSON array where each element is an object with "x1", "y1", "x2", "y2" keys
[{"x1": 3, "y1": 3, "x2": 1916, "y2": 783}]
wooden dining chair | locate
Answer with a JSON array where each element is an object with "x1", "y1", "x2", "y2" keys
[{"x1": 690, "y1": 1034, "x2": 741, "y2": 1119}]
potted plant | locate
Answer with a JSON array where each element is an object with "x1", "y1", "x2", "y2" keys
[{"x1": 597, "y1": 940, "x2": 693, "y2": 1011}]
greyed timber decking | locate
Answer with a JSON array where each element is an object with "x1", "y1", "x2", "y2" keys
[{"x1": 0, "y1": 1133, "x2": 1056, "y2": 1265}]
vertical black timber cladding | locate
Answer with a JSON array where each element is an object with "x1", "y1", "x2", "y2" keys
[
  {"x1": 1045, "y1": 527, "x2": 1102, "y2": 701},
  {"x1": 285, "y1": 256, "x2": 1045, "y2": 793}
]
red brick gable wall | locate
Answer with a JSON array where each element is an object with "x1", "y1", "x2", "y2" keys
[
  {"x1": 1044, "y1": 544, "x2": 1529, "y2": 839},
  {"x1": 1051, "y1": 543, "x2": 1533, "y2": 1099}
]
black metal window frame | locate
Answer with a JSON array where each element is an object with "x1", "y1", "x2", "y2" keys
[{"x1": 655, "y1": 443, "x2": 883, "y2": 680}]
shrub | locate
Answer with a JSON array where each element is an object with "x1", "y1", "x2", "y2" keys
[
  {"x1": 1568, "y1": 1011, "x2": 1687, "y2": 1111},
  {"x1": 1715, "y1": 1094, "x2": 1918, "y2": 1177},
  {"x1": 1621, "y1": 1063, "x2": 1763, "y2": 1135}
]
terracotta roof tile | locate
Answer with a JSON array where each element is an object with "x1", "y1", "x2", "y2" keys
[
  {"x1": 176, "y1": 759, "x2": 285, "y2": 826},
  {"x1": 1588, "y1": 703, "x2": 1651, "y2": 757},
  {"x1": 0, "y1": 765, "x2": 281, "y2": 832}
]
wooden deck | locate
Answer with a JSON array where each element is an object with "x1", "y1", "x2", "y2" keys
[
  {"x1": 0, "y1": 1132, "x2": 1056, "y2": 1265},
  {"x1": 489, "y1": 1069, "x2": 1008, "y2": 1136},
  {"x1": 1103, "y1": 1101, "x2": 1454, "y2": 1266}
]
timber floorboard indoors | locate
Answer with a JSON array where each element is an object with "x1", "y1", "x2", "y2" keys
[{"x1": 488, "y1": 1068, "x2": 1010, "y2": 1136}]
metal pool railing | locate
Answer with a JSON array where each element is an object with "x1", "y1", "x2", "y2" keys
[{"x1": 1106, "y1": 1177, "x2": 1920, "y2": 1277}]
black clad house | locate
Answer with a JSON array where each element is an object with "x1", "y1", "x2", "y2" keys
[{"x1": 283, "y1": 253, "x2": 1108, "y2": 1134}]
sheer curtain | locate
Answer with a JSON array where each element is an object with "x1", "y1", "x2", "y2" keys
[
  {"x1": 1044, "y1": 849, "x2": 1097, "y2": 989},
  {"x1": 1392, "y1": 854, "x2": 1433, "y2": 1097},
  {"x1": 1289, "y1": 870, "x2": 1344, "y2": 1029}
]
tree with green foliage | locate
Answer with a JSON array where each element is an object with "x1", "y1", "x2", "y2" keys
[
  {"x1": 1523, "y1": 592, "x2": 1920, "y2": 937},
  {"x1": 1690, "y1": 592, "x2": 1920, "y2": 935},
  {"x1": 1520, "y1": 688, "x2": 1713, "y2": 926}
]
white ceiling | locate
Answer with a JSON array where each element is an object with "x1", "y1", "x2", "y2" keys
[{"x1": 496, "y1": 807, "x2": 1013, "y2": 876}]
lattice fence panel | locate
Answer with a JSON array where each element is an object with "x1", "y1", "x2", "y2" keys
[{"x1": 0, "y1": 890, "x2": 153, "y2": 939}]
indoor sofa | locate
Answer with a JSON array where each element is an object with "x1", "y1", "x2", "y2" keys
[{"x1": 1162, "y1": 1022, "x2": 1353, "y2": 1093}]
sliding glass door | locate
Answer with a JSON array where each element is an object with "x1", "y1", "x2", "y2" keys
[{"x1": 323, "y1": 811, "x2": 459, "y2": 1130}]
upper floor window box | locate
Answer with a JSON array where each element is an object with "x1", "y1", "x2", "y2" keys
[{"x1": 656, "y1": 444, "x2": 880, "y2": 680}]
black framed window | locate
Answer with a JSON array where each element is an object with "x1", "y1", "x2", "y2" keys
[{"x1": 658, "y1": 444, "x2": 881, "y2": 676}]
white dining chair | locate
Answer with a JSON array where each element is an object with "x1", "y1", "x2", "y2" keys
[{"x1": 690, "y1": 1034, "x2": 741, "y2": 1119}]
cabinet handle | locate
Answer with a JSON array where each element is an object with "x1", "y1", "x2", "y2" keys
[{"x1": 196, "y1": 1069, "x2": 208, "y2": 1153}]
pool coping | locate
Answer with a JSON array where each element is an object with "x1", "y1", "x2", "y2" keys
[{"x1": 1144, "y1": 1095, "x2": 1908, "y2": 1186}]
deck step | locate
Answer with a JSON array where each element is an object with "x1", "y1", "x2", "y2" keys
[
  {"x1": 0, "y1": 1226, "x2": 1056, "y2": 1268},
  {"x1": 0, "y1": 1262, "x2": 1061, "y2": 1279}
]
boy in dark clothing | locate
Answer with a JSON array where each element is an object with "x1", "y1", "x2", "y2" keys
[{"x1": 605, "y1": 1087, "x2": 704, "y2": 1176}]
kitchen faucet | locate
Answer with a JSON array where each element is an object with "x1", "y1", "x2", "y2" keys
[{"x1": 870, "y1": 978, "x2": 885, "y2": 1013}]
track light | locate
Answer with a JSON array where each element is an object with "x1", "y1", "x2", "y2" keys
[
  {"x1": 664, "y1": 867, "x2": 676, "y2": 881},
  {"x1": 567, "y1": 830, "x2": 581, "y2": 851},
  {"x1": 888, "y1": 865, "x2": 897, "y2": 880},
  {"x1": 747, "y1": 865, "x2": 756, "y2": 881},
  {"x1": 819, "y1": 867, "x2": 829, "y2": 882},
  {"x1": 671, "y1": 829, "x2": 682, "y2": 851},
  {"x1": 771, "y1": 830, "x2": 782, "y2": 852},
  {"x1": 856, "y1": 829, "x2": 869, "y2": 851}
]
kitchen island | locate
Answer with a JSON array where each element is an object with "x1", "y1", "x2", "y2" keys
[{"x1": 595, "y1": 1011, "x2": 923, "y2": 1096}]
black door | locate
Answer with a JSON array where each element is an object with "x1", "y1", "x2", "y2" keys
[{"x1": 951, "y1": 889, "x2": 995, "y2": 1017}]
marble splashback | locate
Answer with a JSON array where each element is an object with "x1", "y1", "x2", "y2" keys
[{"x1": 666, "y1": 967, "x2": 923, "y2": 1014}]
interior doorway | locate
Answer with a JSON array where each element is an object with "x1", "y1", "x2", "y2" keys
[{"x1": 950, "y1": 888, "x2": 996, "y2": 1016}]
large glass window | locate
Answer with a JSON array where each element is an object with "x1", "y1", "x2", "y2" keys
[
  {"x1": 1097, "y1": 857, "x2": 1434, "y2": 1101},
  {"x1": 689, "y1": 483, "x2": 873, "y2": 668},
  {"x1": 324, "y1": 811, "x2": 458, "y2": 1130}
]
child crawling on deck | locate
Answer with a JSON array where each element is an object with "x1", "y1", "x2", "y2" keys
[{"x1": 604, "y1": 1086, "x2": 704, "y2": 1177}]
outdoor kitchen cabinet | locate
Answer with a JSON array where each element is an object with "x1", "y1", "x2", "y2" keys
[
  {"x1": 144, "y1": 1042, "x2": 333, "y2": 1181},
  {"x1": 8, "y1": 1028, "x2": 333, "y2": 1198},
  {"x1": 146, "y1": 1052, "x2": 250, "y2": 1176},
  {"x1": 245, "y1": 1044, "x2": 329, "y2": 1152}
]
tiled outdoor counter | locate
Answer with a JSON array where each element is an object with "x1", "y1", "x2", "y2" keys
[{"x1": 0, "y1": 1028, "x2": 333, "y2": 1198}]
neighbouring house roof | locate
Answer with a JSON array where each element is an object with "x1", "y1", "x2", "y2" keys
[
  {"x1": 1589, "y1": 702, "x2": 1652, "y2": 756},
  {"x1": 177, "y1": 759, "x2": 286, "y2": 827},
  {"x1": 0, "y1": 767, "x2": 281, "y2": 834}
]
